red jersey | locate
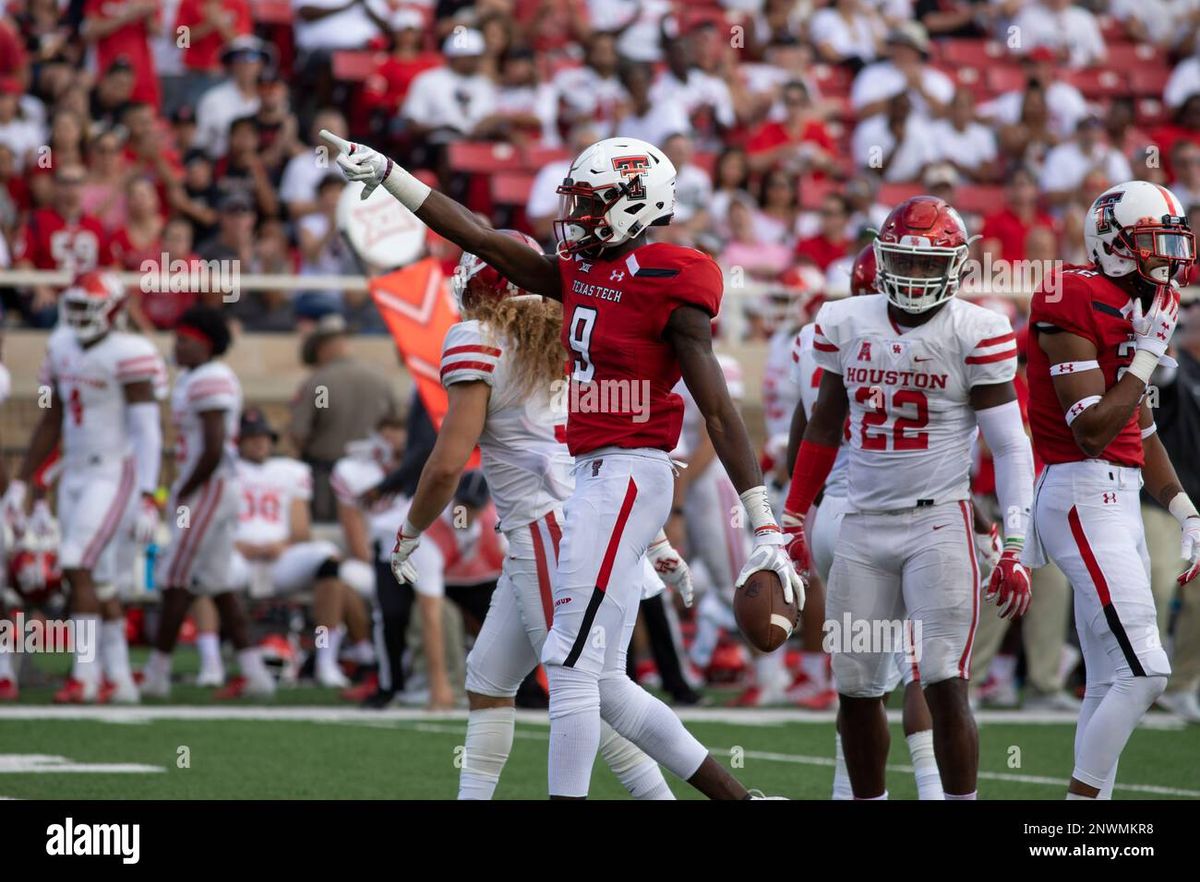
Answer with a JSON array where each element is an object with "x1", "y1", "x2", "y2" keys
[
  {"x1": 979, "y1": 208, "x2": 1056, "y2": 262},
  {"x1": 83, "y1": 0, "x2": 161, "y2": 109},
  {"x1": 175, "y1": 0, "x2": 252, "y2": 72},
  {"x1": 14, "y1": 209, "x2": 110, "y2": 271},
  {"x1": 557, "y1": 242, "x2": 723, "y2": 456},
  {"x1": 1026, "y1": 265, "x2": 1143, "y2": 468}
]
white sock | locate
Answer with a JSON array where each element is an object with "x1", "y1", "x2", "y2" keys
[
  {"x1": 0, "y1": 645, "x2": 14, "y2": 681},
  {"x1": 832, "y1": 733, "x2": 853, "y2": 800},
  {"x1": 991, "y1": 653, "x2": 1017, "y2": 685},
  {"x1": 196, "y1": 632, "x2": 223, "y2": 676},
  {"x1": 598, "y1": 673, "x2": 709, "y2": 781},
  {"x1": 906, "y1": 730, "x2": 944, "y2": 800},
  {"x1": 145, "y1": 649, "x2": 173, "y2": 680},
  {"x1": 72, "y1": 614, "x2": 101, "y2": 685},
  {"x1": 347, "y1": 639, "x2": 375, "y2": 665},
  {"x1": 598, "y1": 721, "x2": 674, "y2": 800},
  {"x1": 546, "y1": 665, "x2": 602, "y2": 798},
  {"x1": 317, "y1": 625, "x2": 344, "y2": 673},
  {"x1": 457, "y1": 706, "x2": 515, "y2": 800},
  {"x1": 944, "y1": 790, "x2": 977, "y2": 800},
  {"x1": 856, "y1": 791, "x2": 888, "y2": 800},
  {"x1": 238, "y1": 647, "x2": 269, "y2": 681},
  {"x1": 101, "y1": 619, "x2": 133, "y2": 685},
  {"x1": 801, "y1": 651, "x2": 829, "y2": 689}
]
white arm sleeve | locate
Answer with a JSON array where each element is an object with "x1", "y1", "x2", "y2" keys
[
  {"x1": 126, "y1": 401, "x2": 163, "y2": 495},
  {"x1": 975, "y1": 399, "x2": 1034, "y2": 547}
]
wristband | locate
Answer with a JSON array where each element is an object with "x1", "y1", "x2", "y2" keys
[
  {"x1": 1128, "y1": 349, "x2": 1161, "y2": 385},
  {"x1": 381, "y1": 162, "x2": 432, "y2": 211},
  {"x1": 1050, "y1": 360, "x2": 1100, "y2": 376},
  {"x1": 1141, "y1": 422, "x2": 1157, "y2": 439},
  {"x1": 1064, "y1": 395, "x2": 1101, "y2": 426},
  {"x1": 1168, "y1": 492, "x2": 1200, "y2": 528},
  {"x1": 739, "y1": 485, "x2": 781, "y2": 536}
]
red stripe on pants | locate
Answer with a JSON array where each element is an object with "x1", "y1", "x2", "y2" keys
[
  {"x1": 957, "y1": 500, "x2": 980, "y2": 679},
  {"x1": 595, "y1": 478, "x2": 639, "y2": 593}
]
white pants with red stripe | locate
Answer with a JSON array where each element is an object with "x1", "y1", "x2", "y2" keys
[
  {"x1": 813, "y1": 493, "x2": 917, "y2": 693},
  {"x1": 1025, "y1": 461, "x2": 1170, "y2": 680},
  {"x1": 683, "y1": 462, "x2": 749, "y2": 604},
  {"x1": 541, "y1": 448, "x2": 674, "y2": 677},
  {"x1": 58, "y1": 457, "x2": 137, "y2": 574},
  {"x1": 156, "y1": 477, "x2": 239, "y2": 595},
  {"x1": 827, "y1": 500, "x2": 979, "y2": 697}
]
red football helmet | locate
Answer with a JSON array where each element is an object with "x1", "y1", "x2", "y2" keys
[
  {"x1": 450, "y1": 230, "x2": 543, "y2": 313},
  {"x1": 6, "y1": 523, "x2": 62, "y2": 606},
  {"x1": 849, "y1": 244, "x2": 878, "y2": 296},
  {"x1": 873, "y1": 196, "x2": 970, "y2": 313},
  {"x1": 60, "y1": 270, "x2": 128, "y2": 343}
]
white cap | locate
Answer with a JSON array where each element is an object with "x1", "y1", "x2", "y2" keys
[
  {"x1": 390, "y1": 8, "x2": 424, "y2": 31},
  {"x1": 443, "y1": 28, "x2": 485, "y2": 58}
]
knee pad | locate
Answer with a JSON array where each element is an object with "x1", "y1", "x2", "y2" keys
[
  {"x1": 1114, "y1": 672, "x2": 1168, "y2": 708},
  {"x1": 831, "y1": 653, "x2": 891, "y2": 699},
  {"x1": 464, "y1": 651, "x2": 520, "y2": 700},
  {"x1": 546, "y1": 664, "x2": 599, "y2": 720},
  {"x1": 598, "y1": 673, "x2": 651, "y2": 733},
  {"x1": 339, "y1": 559, "x2": 374, "y2": 597},
  {"x1": 315, "y1": 557, "x2": 341, "y2": 581}
]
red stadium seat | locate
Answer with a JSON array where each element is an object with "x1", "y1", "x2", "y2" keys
[
  {"x1": 251, "y1": 0, "x2": 293, "y2": 24},
  {"x1": 1105, "y1": 43, "x2": 1159, "y2": 71},
  {"x1": 524, "y1": 146, "x2": 570, "y2": 171},
  {"x1": 954, "y1": 184, "x2": 1005, "y2": 216},
  {"x1": 332, "y1": 51, "x2": 381, "y2": 83},
  {"x1": 448, "y1": 141, "x2": 526, "y2": 174},
  {"x1": 985, "y1": 65, "x2": 1026, "y2": 95},
  {"x1": 491, "y1": 172, "x2": 535, "y2": 206},
  {"x1": 1130, "y1": 67, "x2": 1171, "y2": 98},
  {"x1": 936, "y1": 39, "x2": 1005, "y2": 67},
  {"x1": 1065, "y1": 69, "x2": 1129, "y2": 100},
  {"x1": 878, "y1": 183, "x2": 923, "y2": 207},
  {"x1": 798, "y1": 177, "x2": 836, "y2": 210},
  {"x1": 1136, "y1": 98, "x2": 1168, "y2": 128},
  {"x1": 811, "y1": 64, "x2": 853, "y2": 97}
]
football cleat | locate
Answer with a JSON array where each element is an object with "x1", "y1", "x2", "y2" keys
[
  {"x1": 0, "y1": 678, "x2": 18, "y2": 701},
  {"x1": 54, "y1": 677, "x2": 100, "y2": 704}
]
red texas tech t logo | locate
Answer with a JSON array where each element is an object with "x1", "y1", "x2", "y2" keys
[{"x1": 611, "y1": 155, "x2": 650, "y2": 200}]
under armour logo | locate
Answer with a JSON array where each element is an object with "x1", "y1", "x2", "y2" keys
[
  {"x1": 857, "y1": 341, "x2": 872, "y2": 361},
  {"x1": 1103, "y1": 492, "x2": 1117, "y2": 504},
  {"x1": 1070, "y1": 402, "x2": 1086, "y2": 416},
  {"x1": 1060, "y1": 363, "x2": 1074, "y2": 372},
  {"x1": 610, "y1": 270, "x2": 625, "y2": 282}
]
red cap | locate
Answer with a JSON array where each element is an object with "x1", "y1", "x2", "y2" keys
[
  {"x1": 0, "y1": 78, "x2": 23, "y2": 96},
  {"x1": 1025, "y1": 47, "x2": 1056, "y2": 63}
]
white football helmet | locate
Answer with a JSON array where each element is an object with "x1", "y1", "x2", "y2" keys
[
  {"x1": 1084, "y1": 181, "x2": 1195, "y2": 287},
  {"x1": 554, "y1": 137, "x2": 677, "y2": 257},
  {"x1": 60, "y1": 270, "x2": 128, "y2": 344}
]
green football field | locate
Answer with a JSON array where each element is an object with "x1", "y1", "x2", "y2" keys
[{"x1": 1, "y1": 650, "x2": 1197, "y2": 800}]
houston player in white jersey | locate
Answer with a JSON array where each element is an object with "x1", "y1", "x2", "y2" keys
[
  {"x1": 4, "y1": 272, "x2": 165, "y2": 703},
  {"x1": 784, "y1": 197, "x2": 1036, "y2": 799},
  {"x1": 1024, "y1": 181, "x2": 1200, "y2": 798},
  {"x1": 221, "y1": 408, "x2": 374, "y2": 688},
  {"x1": 390, "y1": 232, "x2": 681, "y2": 799},
  {"x1": 141, "y1": 307, "x2": 274, "y2": 699}
]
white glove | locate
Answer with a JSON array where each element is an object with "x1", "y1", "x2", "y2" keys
[
  {"x1": 1180, "y1": 516, "x2": 1200, "y2": 586},
  {"x1": 974, "y1": 523, "x2": 1002, "y2": 589},
  {"x1": 390, "y1": 520, "x2": 420, "y2": 585},
  {"x1": 1131, "y1": 285, "x2": 1180, "y2": 362},
  {"x1": 735, "y1": 531, "x2": 807, "y2": 611},
  {"x1": 321, "y1": 130, "x2": 392, "y2": 201},
  {"x1": 2, "y1": 479, "x2": 27, "y2": 532},
  {"x1": 27, "y1": 498, "x2": 54, "y2": 537},
  {"x1": 646, "y1": 533, "x2": 693, "y2": 607},
  {"x1": 131, "y1": 494, "x2": 160, "y2": 546}
]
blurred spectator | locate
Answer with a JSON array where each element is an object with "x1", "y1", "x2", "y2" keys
[
  {"x1": 708, "y1": 145, "x2": 753, "y2": 240},
  {"x1": 929, "y1": 89, "x2": 997, "y2": 181},
  {"x1": 49, "y1": 108, "x2": 87, "y2": 171},
  {"x1": 850, "y1": 21, "x2": 952, "y2": 121},
  {"x1": 810, "y1": 0, "x2": 885, "y2": 69},
  {"x1": 0, "y1": 76, "x2": 43, "y2": 170},
  {"x1": 754, "y1": 167, "x2": 803, "y2": 247},
  {"x1": 1152, "y1": 95, "x2": 1200, "y2": 182},
  {"x1": 650, "y1": 35, "x2": 736, "y2": 148},
  {"x1": 979, "y1": 47, "x2": 1087, "y2": 142},
  {"x1": 196, "y1": 187, "x2": 254, "y2": 263},
  {"x1": 1169, "y1": 140, "x2": 1200, "y2": 209},
  {"x1": 89, "y1": 58, "x2": 137, "y2": 129},
  {"x1": 1105, "y1": 97, "x2": 1151, "y2": 167},
  {"x1": 254, "y1": 70, "x2": 300, "y2": 179},
  {"x1": 915, "y1": 0, "x2": 992, "y2": 39},
  {"x1": 292, "y1": 0, "x2": 386, "y2": 54},
  {"x1": 851, "y1": 90, "x2": 937, "y2": 182},
  {"x1": 402, "y1": 29, "x2": 498, "y2": 147},
  {"x1": 921, "y1": 161, "x2": 958, "y2": 207},
  {"x1": 659, "y1": 131, "x2": 711, "y2": 243},
  {"x1": 611, "y1": 60, "x2": 689, "y2": 147},
  {"x1": 526, "y1": 121, "x2": 598, "y2": 243},
  {"x1": 281, "y1": 108, "x2": 347, "y2": 221},
  {"x1": 133, "y1": 215, "x2": 203, "y2": 329},
  {"x1": 1110, "y1": 0, "x2": 1177, "y2": 49},
  {"x1": 150, "y1": 0, "x2": 185, "y2": 113},
  {"x1": 195, "y1": 35, "x2": 270, "y2": 159},
  {"x1": 13, "y1": 163, "x2": 110, "y2": 325},
  {"x1": 1164, "y1": 48, "x2": 1200, "y2": 114},
  {"x1": 296, "y1": 173, "x2": 352, "y2": 318},
  {"x1": 290, "y1": 313, "x2": 401, "y2": 521},
  {"x1": 1010, "y1": 0, "x2": 1105, "y2": 70},
  {"x1": 993, "y1": 82, "x2": 1058, "y2": 171},
  {"x1": 0, "y1": 13, "x2": 30, "y2": 76},
  {"x1": 109, "y1": 175, "x2": 164, "y2": 269},
  {"x1": 795, "y1": 192, "x2": 852, "y2": 271},
  {"x1": 719, "y1": 192, "x2": 794, "y2": 282},
  {"x1": 493, "y1": 46, "x2": 558, "y2": 146},
  {"x1": 0, "y1": 143, "x2": 26, "y2": 233},
  {"x1": 170, "y1": 148, "x2": 220, "y2": 241},
  {"x1": 360, "y1": 10, "x2": 442, "y2": 125},
  {"x1": 81, "y1": 0, "x2": 162, "y2": 110},
  {"x1": 231, "y1": 217, "x2": 298, "y2": 331},
  {"x1": 586, "y1": 0, "x2": 672, "y2": 63},
  {"x1": 175, "y1": 0, "x2": 253, "y2": 85},
  {"x1": 81, "y1": 127, "x2": 130, "y2": 231},
  {"x1": 844, "y1": 172, "x2": 889, "y2": 233},
  {"x1": 170, "y1": 103, "x2": 198, "y2": 156},
  {"x1": 552, "y1": 32, "x2": 627, "y2": 131},
  {"x1": 216, "y1": 115, "x2": 281, "y2": 218},
  {"x1": 979, "y1": 166, "x2": 1054, "y2": 262},
  {"x1": 1040, "y1": 116, "x2": 1131, "y2": 208},
  {"x1": 745, "y1": 80, "x2": 837, "y2": 176}
]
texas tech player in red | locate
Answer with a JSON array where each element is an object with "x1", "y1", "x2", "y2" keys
[
  {"x1": 323, "y1": 130, "x2": 800, "y2": 799},
  {"x1": 1025, "y1": 181, "x2": 1200, "y2": 799}
]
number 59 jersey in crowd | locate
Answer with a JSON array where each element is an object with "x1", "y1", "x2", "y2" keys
[
  {"x1": 556, "y1": 242, "x2": 723, "y2": 456},
  {"x1": 38, "y1": 325, "x2": 166, "y2": 465},
  {"x1": 810, "y1": 293, "x2": 1018, "y2": 512},
  {"x1": 440, "y1": 318, "x2": 573, "y2": 532},
  {"x1": 169, "y1": 361, "x2": 241, "y2": 494}
]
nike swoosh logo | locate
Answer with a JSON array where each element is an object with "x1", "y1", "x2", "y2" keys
[
  {"x1": 914, "y1": 356, "x2": 933, "y2": 362},
  {"x1": 932, "y1": 524, "x2": 948, "y2": 530}
]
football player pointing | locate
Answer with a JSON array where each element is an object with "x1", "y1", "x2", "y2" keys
[
  {"x1": 783, "y1": 197, "x2": 1036, "y2": 800},
  {"x1": 1024, "y1": 181, "x2": 1199, "y2": 799},
  {"x1": 325, "y1": 131, "x2": 800, "y2": 799}
]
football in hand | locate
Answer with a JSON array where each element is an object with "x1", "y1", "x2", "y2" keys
[{"x1": 734, "y1": 569, "x2": 800, "y2": 653}]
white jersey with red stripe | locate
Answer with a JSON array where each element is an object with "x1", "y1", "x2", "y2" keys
[
  {"x1": 440, "y1": 319, "x2": 573, "y2": 532},
  {"x1": 170, "y1": 361, "x2": 241, "y2": 492},
  {"x1": 38, "y1": 326, "x2": 166, "y2": 466},
  {"x1": 792, "y1": 322, "x2": 849, "y2": 499},
  {"x1": 810, "y1": 294, "x2": 1017, "y2": 512},
  {"x1": 762, "y1": 323, "x2": 804, "y2": 446},
  {"x1": 235, "y1": 456, "x2": 313, "y2": 545}
]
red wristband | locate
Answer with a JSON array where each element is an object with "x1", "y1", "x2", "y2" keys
[{"x1": 784, "y1": 440, "x2": 839, "y2": 516}]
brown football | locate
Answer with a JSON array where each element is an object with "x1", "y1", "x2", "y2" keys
[{"x1": 734, "y1": 569, "x2": 800, "y2": 653}]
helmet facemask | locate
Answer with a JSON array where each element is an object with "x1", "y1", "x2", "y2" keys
[
  {"x1": 874, "y1": 239, "x2": 968, "y2": 313},
  {"x1": 554, "y1": 181, "x2": 629, "y2": 257},
  {"x1": 61, "y1": 290, "x2": 122, "y2": 343},
  {"x1": 1113, "y1": 218, "x2": 1195, "y2": 288}
]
